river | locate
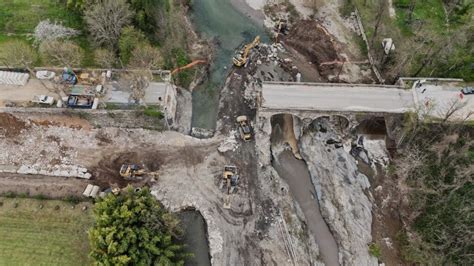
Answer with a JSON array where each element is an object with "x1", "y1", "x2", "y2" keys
[
  {"x1": 189, "y1": 0, "x2": 266, "y2": 129},
  {"x1": 178, "y1": 210, "x2": 211, "y2": 266}
]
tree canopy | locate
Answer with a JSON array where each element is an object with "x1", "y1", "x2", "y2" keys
[{"x1": 88, "y1": 187, "x2": 188, "y2": 265}]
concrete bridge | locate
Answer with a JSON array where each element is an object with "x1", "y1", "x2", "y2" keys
[
  {"x1": 257, "y1": 80, "x2": 472, "y2": 125},
  {"x1": 257, "y1": 81, "x2": 414, "y2": 133}
]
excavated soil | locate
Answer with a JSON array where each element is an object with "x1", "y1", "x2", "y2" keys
[
  {"x1": 90, "y1": 152, "x2": 164, "y2": 188},
  {"x1": 284, "y1": 20, "x2": 340, "y2": 78},
  {"x1": 0, "y1": 113, "x2": 30, "y2": 138},
  {"x1": 90, "y1": 146, "x2": 207, "y2": 189}
]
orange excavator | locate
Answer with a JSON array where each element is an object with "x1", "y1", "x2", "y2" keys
[{"x1": 171, "y1": 60, "x2": 207, "y2": 76}]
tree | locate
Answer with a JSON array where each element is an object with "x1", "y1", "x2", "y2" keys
[
  {"x1": 88, "y1": 187, "x2": 188, "y2": 265},
  {"x1": 84, "y1": 0, "x2": 134, "y2": 49},
  {"x1": 119, "y1": 26, "x2": 147, "y2": 65},
  {"x1": 95, "y1": 48, "x2": 117, "y2": 68},
  {"x1": 39, "y1": 40, "x2": 84, "y2": 67},
  {"x1": 128, "y1": 70, "x2": 151, "y2": 105},
  {"x1": 0, "y1": 40, "x2": 36, "y2": 71},
  {"x1": 128, "y1": 44, "x2": 163, "y2": 69},
  {"x1": 370, "y1": 0, "x2": 387, "y2": 47},
  {"x1": 33, "y1": 20, "x2": 80, "y2": 45}
]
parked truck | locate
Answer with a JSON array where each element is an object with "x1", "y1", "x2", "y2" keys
[
  {"x1": 66, "y1": 94, "x2": 95, "y2": 109},
  {"x1": 32, "y1": 95, "x2": 55, "y2": 105}
]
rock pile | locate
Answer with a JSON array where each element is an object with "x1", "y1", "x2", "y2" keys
[
  {"x1": 299, "y1": 118, "x2": 378, "y2": 265},
  {"x1": 17, "y1": 164, "x2": 91, "y2": 179},
  {"x1": 217, "y1": 130, "x2": 239, "y2": 153}
]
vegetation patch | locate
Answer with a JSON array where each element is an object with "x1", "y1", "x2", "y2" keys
[
  {"x1": 0, "y1": 197, "x2": 93, "y2": 265},
  {"x1": 88, "y1": 187, "x2": 189, "y2": 264},
  {"x1": 368, "y1": 242, "x2": 382, "y2": 259},
  {"x1": 350, "y1": 0, "x2": 473, "y2": 81},
  {"x1": 394, "y1": 123, "x2": 474, "y2": 265},
  {"x1": 143, "y1": 106, "x2": 164, "y2": 118}
]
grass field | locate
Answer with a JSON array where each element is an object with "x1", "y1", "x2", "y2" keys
[
  {"x1": 0, "y1": 197, "x2": 93, "y2": 265},
  {"x1": 0, "y1": 0, "x2": 83, "y2": 41},
  {"x1": 0, "y1": 0, "x2": 95, "y2": 66}
]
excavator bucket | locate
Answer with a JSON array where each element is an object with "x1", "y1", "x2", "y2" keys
[{"x1": 223, "y1": 195, "x2": 231, "y2": 209}]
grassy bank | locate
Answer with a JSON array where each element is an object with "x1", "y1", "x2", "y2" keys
[
  {"x1": 0, "y1": 0, "x2": 95, "y2": 67},
  {"x1": 348, "y1": 0, "x2": 473, "y2": 81},
  {"x1": 0, "y1": 197, "x2": 93, "y2": 265}
]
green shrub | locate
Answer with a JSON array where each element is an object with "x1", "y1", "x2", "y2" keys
[
  {"x1": 143, "y1": 106, "x2": 164, "y2": 118},
  {"x1": 119, "y1": 26, "x2": 147, "y2": 65},
  {"x1": 63, "y1": 195, "x2": 82, "y2": 205},
  {"x1": 368, "y1": 242, "x2": 382, "y2": 258},
  {"x1": 33, "y1": 194, "x2": 49, "y2": 201},
  {"x1": 88, "y1": 187, "x2": 189, "y2": 264}
]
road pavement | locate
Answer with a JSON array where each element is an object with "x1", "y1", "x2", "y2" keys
[
  {"x1": 261, "y1": 82, "x2": 415, "y2": 113},
  {"x1": 414, "y1": 82, "x2": 473, "y2": 121}
]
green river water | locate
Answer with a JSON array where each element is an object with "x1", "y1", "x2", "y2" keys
[{"x1": 190, "y1": 0, "x2": 266, "y2": 129}]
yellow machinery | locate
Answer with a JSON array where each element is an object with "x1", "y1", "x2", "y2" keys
[
  {"x1": 221, "y1": 165, "x2": 239, "y2": 209},
  {"x1": 236, "y1": 115, "x2": 252, "y2": 141},
  {"x1": 171, "y1": 60, "x2": 207, "y2": 76},
  {"x1": 119, "y1": 164, "x2": 158, "y2": 180},
  {"x1": 233, "y1": 36, "x2": 261, "y2": 67}
]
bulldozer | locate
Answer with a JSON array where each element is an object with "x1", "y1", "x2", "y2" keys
[
  {"x1": 221, "y1": 165, "x2": 239, "y2": 209},
  {"x1": 233, "y1": 36, "x2": 261, "y2": 67},
  {"x1": 119, "y1": 164, "x2": 158, "y2": 180},
  {"x1": 237, "y1": 115, "x2": 252, "y2": 141}
]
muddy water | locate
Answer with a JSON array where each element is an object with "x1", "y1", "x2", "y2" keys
[
  {"x1": 190, "y1": 0, "x2": 266, "y2": 129},
  {"x1": 273, "y1": 151, "x2": 340, "y2": 266},
  {"x1": 178, "y1": 210, "x2": 211, "y2": 266},
  {"x1": 271, "y1": 115, "x2": 340, "y2": 266}
]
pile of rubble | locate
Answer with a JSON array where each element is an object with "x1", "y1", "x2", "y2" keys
[
  {"x1": 16, "y1": 164, "x2": 91, "y2": 179},
  {"x1": 217, "y1": 130, "x2": 239, "y2": 153}
]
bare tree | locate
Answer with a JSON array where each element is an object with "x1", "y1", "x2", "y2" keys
[
  {"x1": 438, "y1": 97, "x2": 468, "y2": 123},
  {"x1": 84, "y1": 0, "x2": 134, "y2": 49},
  {"x1": 33, "y1": 19, "x2": 79, "y2": 45},
  {"x1": 128, "y1": 44, "x2": 163, "y2": 69},
  {"x1": 0, "y1": 40, "x2": 59, "y2": 94},
  {"x1": 0, "y1": 40, "x2": 35, "y2": 72},
  {"x1": 128, "y1": 70, "x2": 152, "y2": 105},
  {"x1": 371, "y1": 0, "x2": 388, "y2": 47},
  {"x1": 94, "y1": 48, "x2": 116, "y2": 68},
  {"x1": 39, "y1": 40, "x2": 84, "y2": 67}
]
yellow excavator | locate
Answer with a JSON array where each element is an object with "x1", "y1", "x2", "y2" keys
[
  {"x1": 119, "y1": 164, "x2": 158, "y2": 180},
  {"x1": 221, "y1": 165, "x2": 239, "y2": 209},
  {"x1": 233, "y1": 36, "x2": 261, "y2": 67}
]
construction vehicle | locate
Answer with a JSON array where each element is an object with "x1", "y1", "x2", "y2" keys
[
  {"x1": 171, "y1": 60, "x2": 207, "y2": 76},
  {"x1": 274, "y1": 19, "x2": 289, "y2": 43},
  {"x1": 119, "y1": 164, "x2": 158, "y2": 180},
  {"x1": 32, "y1": 95, "x2": 55, "y2": 105},
  {"x1": 66, "y1": 94, "x2": 95, "y2": 109},
  {"x1": 237, "y1": 115, "x2": 252, "y2": 141},
  {"x1": 233, "y1": 36, "x2": 260, "y2": 67},
  {"x1": 221, "y1": 165, "x2": 239, "y2": 209}
]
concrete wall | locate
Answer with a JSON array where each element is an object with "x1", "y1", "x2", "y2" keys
[{"x1": 164, "y1": 83, "x2": 178, "y2": 124}]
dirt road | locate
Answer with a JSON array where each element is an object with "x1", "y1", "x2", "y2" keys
[{"x1": 0, "y1": 173, "x2": 89, "y2": 198}]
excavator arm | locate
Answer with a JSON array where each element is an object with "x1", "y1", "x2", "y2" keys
[{"x1": 171, "y1": 60, "x2": 207, "y2": 76}]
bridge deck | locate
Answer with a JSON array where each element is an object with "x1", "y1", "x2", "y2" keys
[{"x1": 261, "y1": 82, "x2": 415, "y2": 113}]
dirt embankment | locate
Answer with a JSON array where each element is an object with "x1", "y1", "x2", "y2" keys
[
  {"x1": 284, "y1": 20, "x2": 340, "y2": 79},
  {"x1": 0, "y1": 113, "x2": 30, "y2": 138}
]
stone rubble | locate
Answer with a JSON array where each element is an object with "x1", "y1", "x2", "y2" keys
[
  {"x1": 299, "y1": 119, "x2": 378, "y2": 265},
  {"x1": 16, "y1": 164, "x2": 91, "y2": 179},
  {"x1": 217, "y1": 130, "x2": 239, "y2": 153}
]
